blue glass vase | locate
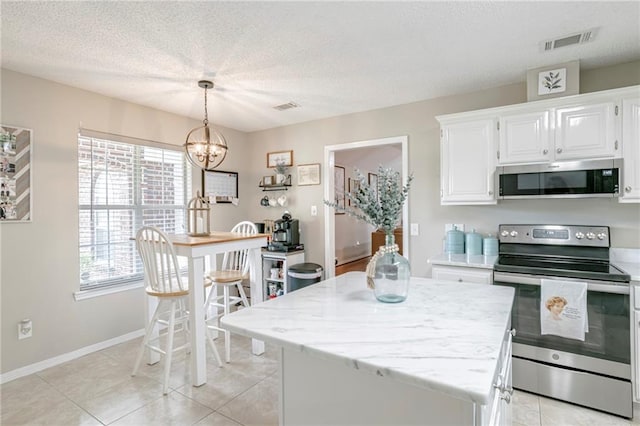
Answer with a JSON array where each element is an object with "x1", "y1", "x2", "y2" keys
[{"x1": 370, "y1": 233, "x2": 410, "y2": 303}]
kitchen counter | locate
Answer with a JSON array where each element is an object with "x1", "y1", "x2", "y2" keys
[
  {"x1": 221, "y1": 271, "x2": 514, "y2": 425},
  {"x1": 429, "y1": 253, "x2": 498, "y2": 269},
  {"x1": 611, "y1": 248, "x2": 640, "y2": 282}
]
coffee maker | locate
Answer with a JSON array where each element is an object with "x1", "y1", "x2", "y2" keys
[{"x1": 270, "y1": 212, "x2": 300, "y2": 251}]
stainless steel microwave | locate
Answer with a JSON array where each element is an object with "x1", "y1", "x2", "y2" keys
[{"x1": 498, "y1": 159, "x2": 621, "y2": 199}]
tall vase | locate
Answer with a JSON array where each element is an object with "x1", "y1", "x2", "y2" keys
[{"x1": 367, "y1": 233, "x2": 410, "y2": 303}]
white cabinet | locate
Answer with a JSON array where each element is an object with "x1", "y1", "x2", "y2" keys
[
  {"x1": 555, "y1": 101, "x2": 619, "y2": 161},
  {"x1": 432, "y1": 265, "x2": 493, "y2": 284},
  {"x1": 439, "y1": 118, "x2": 497, "y2": 205},
  {"x1": 498, "y1": 109, "x2": 552, "y2": 164},
  {"x1": 261, "y1": 250, "x2": 305, "y2": 300},
  {"x1": 621, "y1": 97, "x2": 640, "y2": 202},
  {"x1": 633, "y1": 282, "x2": 640, "y2": 402},
  {"x1": 498, "y1": 101, "x2": 619, "y2": 165},
  {"x1": 486, "y1": 329, "x2": 514, "y2": 426}
]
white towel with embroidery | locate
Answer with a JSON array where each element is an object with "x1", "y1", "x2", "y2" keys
[{"x1": 540, "y1": 279, "x2": 588, "y2": 341}]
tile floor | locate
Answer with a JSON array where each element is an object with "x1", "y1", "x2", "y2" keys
[{"x1": 1, "y1": 334, "x2": 639, "y2": 425}]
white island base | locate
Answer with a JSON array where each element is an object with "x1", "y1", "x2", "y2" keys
[
  {"x1": 280, "y1": 347, "x2": 478, "y2": 425},
  {"x1": 222, "y1": 272, "x2": 514, "y2": 426}
]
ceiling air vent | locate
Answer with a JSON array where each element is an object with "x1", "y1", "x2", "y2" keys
[
  {"x1": 273, "y1": 102, "x2": 300, "y2": 111},
  {"x1": 542, "y1": 28, "x2": 597, "y2": 51}
]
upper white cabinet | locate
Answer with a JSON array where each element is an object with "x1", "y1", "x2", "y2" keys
[
  {"x1": 555, "y1": 101, "x2": 618, "y2": 161},
  {"x1": 498, "y1": 101, "x2": 619, "y2": 165},
  {"x1": 498, "y1": 109, "x2": 552, "y2": 164},
  {"x1": 437, "y1": 85, "x2": 639, "y2": 205},
  {"x1": 620, "y1": 96, "x2": 640, "y2": 203},
  {"x1": 439, "y1": 117, "x2": 497, "y2": 205}
]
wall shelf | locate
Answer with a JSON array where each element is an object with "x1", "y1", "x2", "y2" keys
[{"x1": 259, "y1": 174, "x2": 292, "y2": 191}]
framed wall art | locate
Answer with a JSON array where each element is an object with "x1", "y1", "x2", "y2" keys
[
  {"x1": 334, "y1": 165, "x2": 345, "y2": 214},
  {"x1": 368, "y1": 172, "x2": 378, "y2": 200},
  {"x1": 267, "y1": 150, "x2": 293, "y2": 168},
  {"x1": 526, "y1": 60, "x2": 580, "y2": 101},
  {"x1": 297, "y1": 163, "x2": 320, "y2": 186},
  {"x1": 202, "y1": 169, "x2": 238, "y2": 203},
  {"x1": 0, "y1": 124, "x2": 32, "y2": 222}
]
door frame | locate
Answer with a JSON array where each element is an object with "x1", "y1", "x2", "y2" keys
[{"x1": 323, "y1": 135, "x2": 409, "y2": 278}]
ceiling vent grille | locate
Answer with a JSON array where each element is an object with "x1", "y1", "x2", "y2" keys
[
  {"x1": 273, "y1": 102, "x2": 300, "y2": 111},
  {"x1": 543, "y1": 28, "x2": 597, "y2": 51}
]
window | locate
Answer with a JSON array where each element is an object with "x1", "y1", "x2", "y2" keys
[{"x1": 78, "y1": 130, "x2": 191, "y2": 290}]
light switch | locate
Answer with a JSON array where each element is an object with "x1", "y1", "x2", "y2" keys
[
  {"x1": 311, "y1": 205, "x2": 317, "y2": 216},
  {"x1": 410, "y1": 223, "x2": 419, "y2": 236}
]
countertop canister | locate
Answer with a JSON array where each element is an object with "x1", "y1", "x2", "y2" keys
[
  {"x1": 445, "y1": 226, "x2": 465, "y2": 254},
  {"x1": 483, "y1": 235, "x2": 498, "y2": 256},
  {"x1": 465, "y1": 229, "x2": 482, "y2": 255}
]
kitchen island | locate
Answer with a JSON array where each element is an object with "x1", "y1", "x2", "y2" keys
[{"x1": 221, "y1": 271, "x2": 515, "y2": 425}]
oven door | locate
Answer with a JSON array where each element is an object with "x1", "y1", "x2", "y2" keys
[{"x1": 494, "y1": 272, "x2": 630, "y2": 377}]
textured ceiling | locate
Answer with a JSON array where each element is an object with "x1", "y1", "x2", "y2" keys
[{"x1": 2, "y1": 1, "x2": 639, "y2": 132}]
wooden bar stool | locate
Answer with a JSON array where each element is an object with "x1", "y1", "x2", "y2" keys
[
  {"x1": 132, "y1": 226, "x2": 222, "y2": 394},
  {"x1": 204, "y1": 221, "x2": 257, "y2": 363}
]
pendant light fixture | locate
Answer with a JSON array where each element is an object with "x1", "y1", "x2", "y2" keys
[{"x1": 184, "y1": 80, "x2": 228, "y2": 170}]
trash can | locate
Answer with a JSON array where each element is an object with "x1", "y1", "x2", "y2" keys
[{"x1": 288, "y1": 263, "x2": 323, "y2": 292}]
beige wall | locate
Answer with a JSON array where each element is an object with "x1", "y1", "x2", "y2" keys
[
  {"x1": 1, "y1": 60, "x2": 639, "y2": 376},
  {"x1": 246, "y1": 60, "x2": 640, "y2": 275},
  {"x1": 0, "y1": 70, "x2": 251, "y2": 374}
]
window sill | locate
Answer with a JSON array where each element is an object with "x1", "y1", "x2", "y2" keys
[{"x1": 74, "y1": 281, "x2": 144, "y2": 301}]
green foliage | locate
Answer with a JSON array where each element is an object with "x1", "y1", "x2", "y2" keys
[{"x1": 325, "y1": 166, "x2": 413, "y2": 235}]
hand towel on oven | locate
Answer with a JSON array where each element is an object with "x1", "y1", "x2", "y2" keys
[{"x1": 540, "y1": 279, "x2": 588, "y2": 341}]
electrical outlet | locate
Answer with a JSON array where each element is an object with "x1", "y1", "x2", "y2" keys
[
  {"x1": 18, "y1": 319, "x2": 32, "y2": 340},
  {"x1": 311, "y1": 205, "x2": 317, "y2": 216},
  {"x1": 410, "y1": 223, "x2": 419, "y2": 236}
]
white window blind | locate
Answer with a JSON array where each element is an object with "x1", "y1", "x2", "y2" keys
[{"x1": 78, "y1": 131, "x2": 191, "y2": 290}]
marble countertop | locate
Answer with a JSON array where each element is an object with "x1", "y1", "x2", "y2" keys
[
  {"x1": 221, "y1": 271, "x2": 515, "y2": 405},
  {"x1": 611, "y1": 248, "x2": 640, "y2": 282},
  {"x1": 429, "y1": 253, "x2": 498, "y2": 269}
]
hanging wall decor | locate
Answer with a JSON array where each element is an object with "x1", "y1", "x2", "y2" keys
[{"x1": 0, "y1": 124, "x2": 32, "y2": 222}]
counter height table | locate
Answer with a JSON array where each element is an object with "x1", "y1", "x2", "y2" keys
[
  {"x1": 144, "y1": 232, "x2": 268, "y2": 387},
  {"x1": 221, "y1": 271, "x2": 515, "y2": 425}
]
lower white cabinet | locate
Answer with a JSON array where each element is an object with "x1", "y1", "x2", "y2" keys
[
  {"x1": 432, "y1": 265, "x2": 494, "y2": 284},
  {"x1": 485, "y1": 329, "x2": 514, "y2": 426},
  {"x1": 633, "y1": 283, "x2": 640, "y2": 402}
]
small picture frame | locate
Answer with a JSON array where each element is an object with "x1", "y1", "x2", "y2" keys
[
  {"x1": 297, "y1": 163, "x2": 321, "y2": 186},
  {"x1": 334, "y1": 165, "x2": 345, "y2": 214},
  {"x1": 267, "y1": 150, "x2": 293, "y2": 168},
  {"x1": 262, "y1": 176, "x2": 274, "y2": 186},
  {"x1": 526, "y1": 60, "x2": 579, "y2": 101},
  {"x1": 368, "y1": 173, "x2": 378, "y2": 200},
  {"x1": 348, "y1": 178, "x2": 360, "y2": 206}
]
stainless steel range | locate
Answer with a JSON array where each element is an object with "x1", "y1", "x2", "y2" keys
[{"x1": 493, "y1": 224, "x2": 632, "y2": 418}]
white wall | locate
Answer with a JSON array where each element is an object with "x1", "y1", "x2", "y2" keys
[{"x1": 0, "y1": 70, "x2": 252, "y2": 374}]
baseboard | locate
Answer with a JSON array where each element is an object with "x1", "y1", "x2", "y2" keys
[
  {"x1": 0, "y1": 328, "x2": 145, "y2": 385},
  {"x1": 336, "y1": 255, "x2": 370, "y2": 267}
]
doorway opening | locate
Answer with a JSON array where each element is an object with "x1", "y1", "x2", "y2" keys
[{"x1": 323, "y1": 136, "x2": 409, "y2": 279}]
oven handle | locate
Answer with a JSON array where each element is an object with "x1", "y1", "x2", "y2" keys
[{"x1": 493, "y1": 272, "x2": 630, "y2": 295}]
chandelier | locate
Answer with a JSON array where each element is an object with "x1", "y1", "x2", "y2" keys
[{"x1": 184, "y1": 80, "x2": 228, "y2": 170}]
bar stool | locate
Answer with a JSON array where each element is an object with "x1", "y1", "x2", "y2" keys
[
  {"x1": 204, "y1": 221, "x2": 257, "y2": 363},
  {"x1": 132, "y1": 226, "x2": 222, "y2": 394}
]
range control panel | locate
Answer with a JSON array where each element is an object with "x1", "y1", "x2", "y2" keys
[{"x1": 498, "y1": 224, "x2": 610, "y2": 247}]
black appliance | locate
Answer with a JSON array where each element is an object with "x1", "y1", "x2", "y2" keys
[
  {"x1": 498, "y1": 159, "x2": 621, "y2": 199},
  {"x1": 269, "y1": 213, "x2": 300, "y2": 251},
  {"x1": 493, "y1": 224, "x2": 632, "y2": 418}
]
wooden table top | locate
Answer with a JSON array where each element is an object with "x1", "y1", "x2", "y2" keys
[{"x1": 168, "y1": 232, "x2": 269, "y2": 247}]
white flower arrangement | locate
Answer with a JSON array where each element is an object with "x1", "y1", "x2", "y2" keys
[{"x1": 325, "y1": 166, "x2": 413, "y2": 235}]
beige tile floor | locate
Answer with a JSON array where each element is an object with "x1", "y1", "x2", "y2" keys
[{"x1": 1, "y1": 333, "x2": 639, "y2": 425}]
